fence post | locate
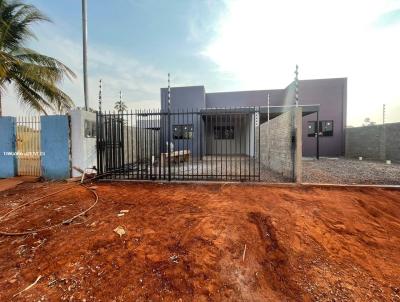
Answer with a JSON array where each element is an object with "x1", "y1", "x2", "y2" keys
[
  {"x1": 0, "y1": 116, "x2": 17, "y2": 178},
  {"x1": 40, "y1": 115, "x2": 71, "y2": 180},
  {"x1": 69, "y1": 109, "x2": 97, "y2": 177},
  {"x1": 295, "y1": 107, "x2": 303, "y2": 183},
  {"x1": 167, "y1": 109, "x2": 171, "y2": 181}
]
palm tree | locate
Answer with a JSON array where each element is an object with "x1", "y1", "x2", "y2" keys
[
  {"x1": 0, "y1": 0, "x2": 76, "y2": 116},
  {"x1": 114, "y1": 100, "x2": 127, "y2": 113},
  {"x1": 114, "y1": 90, "x2": 127, "y2": 113}
]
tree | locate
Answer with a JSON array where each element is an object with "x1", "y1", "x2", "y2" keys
[
  {"x1": 114, "y1": 100, "x2": 127, "y2": 113},
  {"x1": 363, "y1": 117, "x2": 376, "y2": 126},
  {"x1": 0, "y1": 0, "x2": 76, "y2": 116}
]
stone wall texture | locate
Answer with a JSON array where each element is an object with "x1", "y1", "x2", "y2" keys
[
  {"x1": 259, "y1": 108, "x2": 302, "y2": 181},
  {"x1": 345, "y1": 122, "x2": 400, "y2": 163}
]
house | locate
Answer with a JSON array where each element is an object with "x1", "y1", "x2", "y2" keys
[{"x1": 160, "y1": 78, "x2": 347, "y2": 157}]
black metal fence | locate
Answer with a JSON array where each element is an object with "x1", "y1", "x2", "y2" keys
[{"x1": 96, "y1": 108, "x2": 261, "y2": 181}]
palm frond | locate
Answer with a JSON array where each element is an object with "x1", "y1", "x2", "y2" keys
[
  {"x1": 11, "y1": 59, "x2": 74, "y2": 113},
  {"x1": 0, "y1": 0, "x2": 75, "y2": 114},
  {"x1": 0, "y1": 0, "x2": 50, "y2": 51},
  {"x1": 15, "y1": 48, "x2": 76, "y2": 80}
]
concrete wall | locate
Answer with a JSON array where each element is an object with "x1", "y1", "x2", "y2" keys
[
  {"x1": 259, "y1": 108, "x2": 302, "y2": 182},
  {"x1": 385, "y1": 123, "x2": 400, "y2": 163},
  {"x1": 70, "y1": 109, "x2": 97, "y2": 177},
  {"x1": 123, "y1": 126, "x2": 137, "y2": 164},
  {"x1": 121, "y1": 126, "x2": 160, "y2": 163},
  {"x1": 345, "y1": 122, "x2": 400, "y2": 163},
  {"x1": 40, "y1": 115, "x2": 70, "y2": 180},
  {"x1": 0, "y1": 117, "x2": 16, "y2": 178},
  {"x1": 137, "y1": 128, "x2": 160, "y2": 161}
]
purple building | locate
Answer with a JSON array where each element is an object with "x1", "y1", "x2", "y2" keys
[{"x1": 161, "y1": 78, "x2": 347, "y2": 157}]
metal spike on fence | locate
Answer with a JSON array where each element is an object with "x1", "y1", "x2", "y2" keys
[{"x1": 119, "y1": 90, "x2": 123, "y2": 113}]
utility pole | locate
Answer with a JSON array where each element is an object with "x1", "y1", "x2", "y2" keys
[
  {"x1": 98, "y1": 79, "x2": 102, "y2": 112},
  {"x1": 383, "y1": 104, "x2": 386, "y2": 124},
  {"x1": 82, "y1": 0, "x2": 89, "y2": 111},
  {"x1": 294, "y1": 65, "x2": 299, "y2": 107}
]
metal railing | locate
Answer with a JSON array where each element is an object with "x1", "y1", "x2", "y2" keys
[{"x1": 96, "y1": 107, "x2": 261, "y2": 181}]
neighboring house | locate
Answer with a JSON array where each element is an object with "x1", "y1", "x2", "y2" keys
[{"x1": 160, "y1": 78, "x2": 347, "y2": 157}]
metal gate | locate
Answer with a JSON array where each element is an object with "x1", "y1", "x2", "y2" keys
[
  {"x1": 96, "y1": 108, "x2": 261, "y2": 181},
  {"x1": 15, "y1": 116, "x2": 41, "y2": 176}
]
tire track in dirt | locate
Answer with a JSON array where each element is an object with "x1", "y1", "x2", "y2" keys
[{"x1": 247, "y1": 211, "x2": 310, "y2": 301}]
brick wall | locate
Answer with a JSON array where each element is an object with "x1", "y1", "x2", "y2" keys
[
  {"x1": 259, "y1": 108, "x2": 302, "y2": 182},
  {"x1": 345, "y1": 122, "x2": 400, "y2": 163}
]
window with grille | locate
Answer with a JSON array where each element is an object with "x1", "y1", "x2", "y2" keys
[
  {"x1": 307, "y1": 120, "x2": 333, "y2": 137},
  {"x1": 173, "y1": 124, "x2": 193, "y2": 140},
  {"x1": 84, "y1": 120, "x2": 97, "y2": 138}
]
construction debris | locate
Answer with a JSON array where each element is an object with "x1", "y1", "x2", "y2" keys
[
  {"x1": 13, "y1": 275, "x2": 42, "y2": 298},
  {"x1": 169, "y1": 255, "x2": 179, "y2": 264},
  {"x1": 113, "y1": 226, "x2": 126, "y2": 237}
]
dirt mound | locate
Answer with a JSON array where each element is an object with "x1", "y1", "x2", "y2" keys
[{"x1": 0, "y1": 182, "x2": 399, "y2": 301}]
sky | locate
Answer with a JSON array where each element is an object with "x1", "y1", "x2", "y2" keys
[{"x1": 2, "y1": 0, "x2": 400, "y2": 126}]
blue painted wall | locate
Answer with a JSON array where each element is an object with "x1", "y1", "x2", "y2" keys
[
  {"x1": 41, "y1": 115, "x2": 70, "y2": 180},
  {"x1": 0, "y1": 117, "x2": 16, "y2": 178}
]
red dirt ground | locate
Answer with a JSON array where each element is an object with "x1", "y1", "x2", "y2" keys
[{"x1": 0, "y1": 181, "x2": 399, "y2": 301}]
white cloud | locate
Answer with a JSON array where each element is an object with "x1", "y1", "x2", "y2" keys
[
  {"x1": 203, "y1": 0, "x2": 400, "y2": 125},
  {"x1": 3, "y1": 1, "x2": 399, "y2": 126},
  {"x1": 2, "y1": 26, "x2": 173, "y2": 116}
]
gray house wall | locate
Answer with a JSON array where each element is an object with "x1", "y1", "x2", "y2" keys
[
  {"x1": 299, "y1": 78, "x2": 347, "y2": 157},
  {"x1": 160, "y1": 86, "x2": 205, "y2": 156},
  {"x1": 206, "y1": 89, "x2": 285, "y2": 108},
  {"x1": 161, "y1": 86, "x2": 205, "y2": 111},
  {"x1": 160, "y1": 78, "x2": 347, "y2": 157}
]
